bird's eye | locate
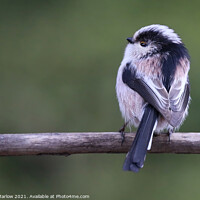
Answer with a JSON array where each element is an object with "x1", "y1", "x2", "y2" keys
[{"x1": 140, "y1": 41, "x2": 147, "y2": 47}]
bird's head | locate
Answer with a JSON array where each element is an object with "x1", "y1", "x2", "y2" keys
[{"x1": 124, "y1": 24, "x2": 183, "y2": 60}]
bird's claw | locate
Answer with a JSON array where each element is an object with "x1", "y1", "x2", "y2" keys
[
  {"x1": 120, "y1": 131, "x2": 125, "y2": 146},
  {"x1": 119, "y1": 122, "x2": 128, "y2": 146},
  {"x1": 167, "y1": 128, "x2": 174, "y2": 142}
]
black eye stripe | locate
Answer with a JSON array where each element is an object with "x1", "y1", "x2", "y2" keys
[{"x1": 136, "y1": 30, "x2": 171, "y2": 45}]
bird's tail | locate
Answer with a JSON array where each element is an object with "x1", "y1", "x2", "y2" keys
[{"x1": 123, "y1": 104, "x2": 158, "y2": 172}]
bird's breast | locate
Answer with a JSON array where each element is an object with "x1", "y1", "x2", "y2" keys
[{"x1": 116, "y1": 63, "x2": 145, "y2": 127}]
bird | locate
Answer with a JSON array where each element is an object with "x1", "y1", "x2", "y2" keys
[{"x1": 116, "y1": 24, "x2": 190, "y2": 173}]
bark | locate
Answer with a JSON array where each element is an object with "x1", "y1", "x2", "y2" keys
[{"x1": 0, "y1": 132, "x2": 199, "y2": 156}]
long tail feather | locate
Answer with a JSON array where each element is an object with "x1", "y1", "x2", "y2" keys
[{"x1": 123, "y1": 104, "x2": 158, "y2": 172}]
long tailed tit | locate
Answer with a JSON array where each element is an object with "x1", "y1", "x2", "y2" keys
[{"x1": 116, "y1": 24, "x2": 190, "y2": 172}]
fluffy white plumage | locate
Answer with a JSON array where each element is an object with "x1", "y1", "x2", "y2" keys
[
  {"x1": 116, "y1": 24, "x2": 190, "y2": 172},
  {"x1": 116, "y1": 24, "x2": 190, "y2": 133}
]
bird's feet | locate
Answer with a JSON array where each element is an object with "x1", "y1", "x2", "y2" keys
[
  {"x1": 120, "y1": 131, "x2": 125, "y2": 146},
  {"x1": 119, "y1": 122, "x2": 128, "y2": 146},
  {"x1": 167, "y1": 128, "x2": 174, "y2": 142}
]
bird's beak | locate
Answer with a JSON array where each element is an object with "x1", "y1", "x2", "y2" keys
[{"x1": 127, "y1": 37, "x2": 134, "y2": 44}]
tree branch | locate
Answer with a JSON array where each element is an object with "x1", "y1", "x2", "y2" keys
[{"x1": 0, "y1": 132, "x2": 199, "y2": 156}]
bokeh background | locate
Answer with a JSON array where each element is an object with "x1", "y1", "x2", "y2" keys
[{"x1": 0, "y1": 0, "x2": 200, "y2": 199}]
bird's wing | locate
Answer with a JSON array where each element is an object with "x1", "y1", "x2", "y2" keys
[
  {"x1": 168, "y1": 78, "x2": 190, "y2": 127},
  {"x1": 122, "y1": 63, "x2": 171, "y2": 123},
  {"x1": 122, "y1": 63, "x2": 190, "y2": 127}
]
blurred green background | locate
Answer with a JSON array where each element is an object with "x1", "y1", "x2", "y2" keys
[{"x1": 0, "y1": 0, "x2": 200, "y2": 199}]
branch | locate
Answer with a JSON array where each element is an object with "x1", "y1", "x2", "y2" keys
[{"x1": 0, "y1": 132, "x2": 199, "y2": 156}]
